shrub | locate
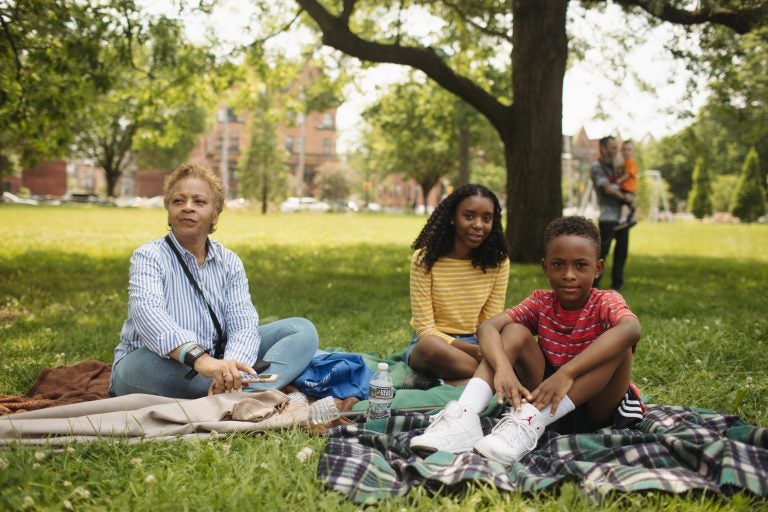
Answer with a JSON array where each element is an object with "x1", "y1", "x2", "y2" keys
[
  {"x1": 731, "y1": 147, "x2": 767, "y2": 223},
  {"x1": 687, "y1": 157, "x2": 713, "y2": 219}
]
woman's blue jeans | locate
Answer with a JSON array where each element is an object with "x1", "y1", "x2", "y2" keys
[{"x1": 110, "y1": 317, "x2": 319, "y2": 399}]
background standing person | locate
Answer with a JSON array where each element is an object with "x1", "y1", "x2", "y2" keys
[
  {"x1": 405, "y1": 184, "x2": 510, "y2": 388},
  {"x1": 591, "y1": 136, "x2": 634, "y2": 291},
  {"x1": 615, "y1": 139, "x2": 638, "y2": 230},
  {"x1": 110, "y1": 163, "x2": 319, "y2": 398}
]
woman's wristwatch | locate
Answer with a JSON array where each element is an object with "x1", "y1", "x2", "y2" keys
[{"x1": 180, "y1": 343, "x2": 207, "y2": 369}]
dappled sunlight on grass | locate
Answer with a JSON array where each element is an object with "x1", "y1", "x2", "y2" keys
[{"x1": 1, "y1": 205, "x2": 767, "y2": 510}]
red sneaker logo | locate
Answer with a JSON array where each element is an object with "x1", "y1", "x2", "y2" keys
[{"x1": 522, "y1": 415, "x2": 535, "y2": 425}]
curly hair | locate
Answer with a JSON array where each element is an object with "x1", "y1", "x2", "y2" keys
[
  {"x1": 543, "y1": 216, "x2": 600, "y2": 257},
  {"x1": 412, "y1": 184, "x2": 508, "y2": 273},
  {"x1": 163, "y1": 163, "x2": 225, "y2": 234}
]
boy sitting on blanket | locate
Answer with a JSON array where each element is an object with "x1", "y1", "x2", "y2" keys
[{"x1": 410, "y1": 216, "x2": 645, "y2": 466}]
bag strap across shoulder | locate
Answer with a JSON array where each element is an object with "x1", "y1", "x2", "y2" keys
[{"x1": 164, "y1": 235, "x2": 226, "y2": 359}]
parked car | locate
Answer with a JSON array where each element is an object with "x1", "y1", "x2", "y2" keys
[
  {"x1": 2, "y1": 191, "x2": 39, "y2": 205},
  {"x1": 280, "y1": 197, "x2": 330, "y2": 213}
]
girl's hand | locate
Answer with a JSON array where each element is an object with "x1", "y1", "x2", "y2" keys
[
  {"x1": 493, "y1": 366, "x2": 532, "y2": 411},
  {"x1": 529, "y1": 370, "x2": 573, "y2": 416},
  {"x1": 195, "y1": 356, "x2": 255, "y2": 394}
]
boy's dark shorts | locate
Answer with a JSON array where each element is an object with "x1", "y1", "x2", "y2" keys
[{"x1": 542, "y1": 364, "x2": 646, "y2": 435}]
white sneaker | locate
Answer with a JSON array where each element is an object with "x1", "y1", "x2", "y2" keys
[
  {"x1": 473, "y1": 407, "x2": 545, "y2": 465},
  {"x1": 409, "y1": 401, "x2": 483, "y2": 454}
]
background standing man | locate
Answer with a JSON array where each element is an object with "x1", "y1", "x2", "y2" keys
[{"x1": 591, "y1": 136, "x2": 634, "y2": 291}]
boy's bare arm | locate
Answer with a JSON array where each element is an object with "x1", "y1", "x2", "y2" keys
[
  {"x1": 528, "y1": 316, "x2": 640, "y2": 413},
  {"x1": 478, "y1": 313, "x2": 535, "y2": 408},
  {"x1": 557, "y1": 316, "x2": 640, "y2": 382},
  {"x1": 477, "y1": 312, "x2": 516, "y2": 373}
]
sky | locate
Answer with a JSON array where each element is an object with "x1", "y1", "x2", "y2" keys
[{"x1": 150, "y1": 1, "x2": 704, "y2": 153}]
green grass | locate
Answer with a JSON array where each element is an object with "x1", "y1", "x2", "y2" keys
[{"x1": 1, "y1": 205, "x2": 767, "y2": 511}]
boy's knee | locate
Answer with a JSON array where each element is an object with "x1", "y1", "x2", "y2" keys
[{"x1": 500, "y1": 323, "x2": 535, "y2": 348}]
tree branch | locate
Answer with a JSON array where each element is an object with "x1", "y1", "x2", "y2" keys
[
  {"x1": 615, "y1": 0, "x2": 767, "y2": 34},
  {"x1": 341, "y1": 0, "x2": 355, "y2": 24},
  {"x1": 295, "y1": 0, "x2": 510, "y2": 134},
  {"x1": 245, "y1": 7, "x2": 305, "y2": 52},
  {"x1": 441, "y1": 0, "x2": 513, "y2": 42},
  {"x1": 0, "y1": 11, "x2": 22, "y2": 82}
]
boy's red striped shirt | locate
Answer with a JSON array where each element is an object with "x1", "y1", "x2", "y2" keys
[{"x1": 505, "y1": 289, "x2": 637, "y2": 367}]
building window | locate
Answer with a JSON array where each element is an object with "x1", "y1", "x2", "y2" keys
[
  {"x1": 230, "y1": 135, "x2": 239, "y2": 152},
  {"x1": 319, "y1": 113, "x2": 334, "y2": 129},
  {"x1": 322, "y1": 138, "x2": 333, "y2": 155},
  {"x1": 284, "y1": 137, "x2": 293, "y2": 152}
]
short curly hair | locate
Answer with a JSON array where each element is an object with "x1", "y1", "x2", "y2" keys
[
  {"x1": 543, "y1": 216, "x2": 600, "y2": 257},
  {"x1": 163, "y1": 163, "x2": 225, "y2": 234},
  {"x1": 412, "y1": 184, "x2": 508, "y2": 272}
]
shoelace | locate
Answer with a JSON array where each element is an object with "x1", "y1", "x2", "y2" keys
[
  {"x1": 427, "y1": 405, "x2": 459, "y2": 430},
  {"x1": 490, "y1": 414, "x2": 538, "y2": 451}
]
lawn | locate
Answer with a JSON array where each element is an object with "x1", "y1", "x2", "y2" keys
[{"x1": 1, "y1": 205, "x2": 766, "y2": 511}]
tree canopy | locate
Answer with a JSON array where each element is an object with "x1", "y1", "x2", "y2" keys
[
  {"x1": 361, "y1": 75, "x2": 504, "y2": 209},
  {"x1": 290, "y1": 0, "x2": 767, "y2": 261},
  {"x1": 1, "y1": 1, "x2": 217, "y2": 196},
  {"x1": 0, "y1": 1, "x2": 118, "y2": 173},
  {"x1": 645, "y1": 22, "x2": 768, "y2": 210}
]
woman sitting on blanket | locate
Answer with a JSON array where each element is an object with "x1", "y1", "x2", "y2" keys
[
  {"x1": 110, "y1": 163, "x2": 319, "y2": 398},
  {"x1": 405, "y1": 184, "x2": 510, "y2": 389}
]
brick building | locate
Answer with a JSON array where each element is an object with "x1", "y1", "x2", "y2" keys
[
  {"x1": 19, "y1": 160, "x2": 67, "y2": 197},
  {"x1": 187, "y1": 66, "x2": 339, "y2": 200},
  {"x1": 374, "y1": 173, "x2": 448, "y2": 212}
]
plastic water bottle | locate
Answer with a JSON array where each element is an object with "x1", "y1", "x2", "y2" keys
[
  {"x1": 366, "y1": 362, "x2": 394, "y2": 420},
  {"x1": 289, "y1": 392, "x2": 340, "y2": 426},
  {"x1": 309, "y1": 396, "x2": 340, "y2": 425}
]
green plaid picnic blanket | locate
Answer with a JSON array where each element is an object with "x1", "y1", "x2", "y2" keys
[{"x1": 317, "y1": 405, "x2": 768, "y2": 503}]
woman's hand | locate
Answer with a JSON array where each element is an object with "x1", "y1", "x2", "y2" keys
[
  {"x1": 529, "y1": 370, "x2": 573, "y2": 416},
  {"x1": 194, "y1": 355, "x2": 255, "y2": 394}
]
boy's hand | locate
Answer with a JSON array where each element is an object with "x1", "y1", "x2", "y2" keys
[
  {"x1": 530, "y1": 371, "x2": 573, "y2": 416},
  {"x1": 493, "y1": 366, "x2": 532, "y2": 411}
]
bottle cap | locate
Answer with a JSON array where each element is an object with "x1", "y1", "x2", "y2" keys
[{"x1": 377, "y1": 362, "x2": 389, "y2": 371}]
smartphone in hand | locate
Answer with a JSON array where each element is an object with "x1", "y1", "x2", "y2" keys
[{"x1": 242, "y1": 374, "x2": 278, "y2": 384}]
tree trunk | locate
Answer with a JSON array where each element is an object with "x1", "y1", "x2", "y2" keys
[
  {"x1": 105, "y1": 167, "x2": 120, "y2": 198},
  {"x1": 260, "y1": 168, "x2": 268, "y2": 215},
  {"x1": 458, "y1": 123, "x2": 470, "y2": 187},
  {"x1": 420, "y1": 178, "x2": 437, "y2": 212},
  {"x1": 505, "y1": 0, "x2": 568, "y2": 262}
]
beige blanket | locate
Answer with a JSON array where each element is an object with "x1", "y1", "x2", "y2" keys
[{"x1": 0, "y1": 389, "x2": 309, "y2": 446}]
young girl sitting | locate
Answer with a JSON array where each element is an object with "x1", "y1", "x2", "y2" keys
[{"x1": 405, "y1": 184, "x2": 510, "y2": 388}]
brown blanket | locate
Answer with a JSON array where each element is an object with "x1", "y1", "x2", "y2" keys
[
  {"x1": 0, "y1": 360, "x2": 359, "y2": 416},
  {"x1": 0, "y1": 360, "x2": 111, "y2": 415}
]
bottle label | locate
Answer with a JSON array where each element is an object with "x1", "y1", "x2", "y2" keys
[{"x1": 369, "y1": 384, "x2": 393, "y2": 400}]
